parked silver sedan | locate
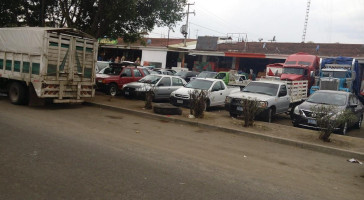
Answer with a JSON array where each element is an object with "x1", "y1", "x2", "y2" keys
[{"x1": 122, "y1": 75, "x2": 187, "y2": 100}]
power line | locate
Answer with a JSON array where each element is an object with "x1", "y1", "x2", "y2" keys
[{"x1": 189, "y1": 22, "x2": 226, "y2": 35}]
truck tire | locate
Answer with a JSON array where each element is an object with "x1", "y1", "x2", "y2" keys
[
  {"x1": 8, "y1": 82, "x2": 27, "y2": 105},
  {"x1": 108, "y1": 83, "x2": 118, "y2": 96}
]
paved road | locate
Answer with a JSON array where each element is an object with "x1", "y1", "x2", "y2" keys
[{"x1": 0, "y1": 98, "x2": 363, "y2": 200}]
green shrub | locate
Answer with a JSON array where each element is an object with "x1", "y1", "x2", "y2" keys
[
  {"x1": 240, "y1": 98, "x2": 264, "y2": 127},
  {"x1": 311, "y1": 105, "x2": 357, "y2": 142},
  {"x1": 189, "y1": 89, "x2": 208, "y2": 118}
]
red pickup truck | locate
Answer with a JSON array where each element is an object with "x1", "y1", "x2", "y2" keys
[{"x1": 96, "y1": 66, "x2": 149, "y2": 96}]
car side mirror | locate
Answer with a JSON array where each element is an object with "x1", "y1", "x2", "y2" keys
[
  {"x1": 279, "y1": 91, "x2": 287, "y2": 97},
  {"x1": 349, "y1": 104, "x2": 358, "y2": 108},
  {"x1": 158, "y1": 83, "x2": 164, "y2": 87},
  {"x1": 121, "y1": 73, "x2": 127, "y2": 77}
]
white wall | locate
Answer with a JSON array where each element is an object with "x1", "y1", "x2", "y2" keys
[{"x1": 141, "y1": 49, "x2": 167, "y2": 68}]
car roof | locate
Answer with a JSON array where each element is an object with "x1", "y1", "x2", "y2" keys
[
  {"x1": 147, "y1": 74, "x2": 180, "y2": 78},
  {"x1": 251, "y1": 80, "x2": 283, "y2": 85},
  {"x1": 193, "y1": 78, "x2": 218, "y2": 81}
]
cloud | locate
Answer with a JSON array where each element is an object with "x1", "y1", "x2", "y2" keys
[{"x1": 152, "y1": 0, "x2": 364, "y2": 44}]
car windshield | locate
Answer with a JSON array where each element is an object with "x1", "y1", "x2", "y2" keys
[
  {"x1": 185, "y1": 79, "x2": 213, "y2": 90},
  {"x1": 175, "y1": 71, "x2": 188, "y2": 77},
  {"x1": 282, "y1": 67, "x2": 305, "y2": 75},
  {"x1": 138, "y1": 75, "x2": 162, "y2": 84},
  {"x1": 243, "y1": 82, "x2": 279, "y2": 96},
  {"x1": 197, "y1": 72, "x2": 216, "y2": 78},
  {"x1": 107, "y1": 67, "x2": 123, "y2": 75},
  {"x1": 307, "y1": 92, "x2": 347, "y2": 106},
  {"x1": 215, "y1": 73, "x2": 226, "y2": 79},
  {"x1": 322, "y1": 70, "x2": 347, "y2": 78}
]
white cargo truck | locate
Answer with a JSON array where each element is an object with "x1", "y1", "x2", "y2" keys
[{"x1": 0, "y1": 27, "x2": 97, "y2": 104}]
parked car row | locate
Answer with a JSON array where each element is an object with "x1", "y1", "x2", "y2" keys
[{"x1": 97, "y1": 67, "x2": 363, "y2": 135}]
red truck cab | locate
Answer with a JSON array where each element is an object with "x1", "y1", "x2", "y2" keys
[
  {"x1": 96, "y1": 65, "x2": 149, "y2": 96},
  {"x1": 280, "y1": 52, "x2": 319, "y2": 89}
]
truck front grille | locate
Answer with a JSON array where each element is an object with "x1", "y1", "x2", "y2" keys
[{"x1": 320, "y1": 79, "x2": 339, "y2": 90}]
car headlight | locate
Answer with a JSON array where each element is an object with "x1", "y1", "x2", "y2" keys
[
  {"x1": 294, "y1": 106, "x2": 300, "y2": 115},
  {"x1": 225, "y1": 96, "x2": 232, "y2": 103},
  {"x1": 135, "y1": 87, "x2": 145, "y2": 92},
  {"x1": 258, "y1": 101, "x2": 268, "y2": 108},
  {"x1": 97, "y1": 79, "x2": 103, "y2": 83},
  {"x1": 170, "y1": 91, "x2": 176, "y2": 97}
]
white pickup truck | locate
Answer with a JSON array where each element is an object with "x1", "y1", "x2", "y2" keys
[
  {"x1": 170, "y1": 78, "x2": 240, "y2": 110},
  {"x1": 225, "y1": 79, "x2": 308, "y2": 122}
]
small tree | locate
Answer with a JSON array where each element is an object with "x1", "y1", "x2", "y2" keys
[
  {"x1": 144, "y1": 84, "x2": 156, "y2": 110},
  {"x1": 240, "y1": 98, "x2": 264, "y2": 127},
  {"x1": 189, "y1": 89, "x2": 208, "y2": 118},
  {"x1": 311, "y1": 105, "x2": 357, "y2": 142}
]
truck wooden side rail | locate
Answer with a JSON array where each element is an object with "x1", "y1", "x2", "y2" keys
[{"x1": 0, "y1": 27, "x2": 98, "y2": 104}]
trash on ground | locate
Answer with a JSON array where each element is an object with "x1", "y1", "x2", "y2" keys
[
  {"x1": 188, "y1": 114, "x2": 195, "y2": 119},
  {"x1": 347, "y1": 158, "x2": 362, "y2": 164}
]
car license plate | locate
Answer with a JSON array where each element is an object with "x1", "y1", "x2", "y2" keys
[
  {"x1": 308, "y1": 119, "x2": 316, "y2": 125},
  {"x1": 177, "y1": 100, "x2": 183, "y2": 104},
  {"x1": 237, "y1": 106, "x2": 243, "y2": 111},
  {"x1": 125, "y1": 91, "x2": 129, "y2": 95}
]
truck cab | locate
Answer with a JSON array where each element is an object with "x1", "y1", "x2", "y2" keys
[
  {"x1": 310, "y1": 57, "x2": 358, "y2": 95},
  {"x1": 280, "y1": 52, "x2": 319, "y2": 90}
]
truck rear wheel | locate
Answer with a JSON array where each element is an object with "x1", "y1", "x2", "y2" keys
[{"x1": 8, "y1": 82, "x2": 27, "y2": 105}]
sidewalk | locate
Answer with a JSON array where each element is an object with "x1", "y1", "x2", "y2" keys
[{"x1": 85, "y1": 94, "x2": 364, "y2": 160}]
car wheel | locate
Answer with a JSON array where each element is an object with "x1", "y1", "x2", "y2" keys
[
  {"x1": 264, "y1": 108, "x2": 275, "y2": 123},
  {"x1": 108, "y1": 84, "x2": 118, "y2": 96},
  {"x1": 341, "y1": 122, "x2": 348, "y2": 135},
  {"x1": 292, "y1": 122, "x2": 299, "y2": 127},
  {"x1": 354, "y1": 115, "x2": 362, "y2": 129},
  {"x1": 8, "y1": 82, "x2": 27, "y2": 105},
  {"x1": 204, "y1": 100, "x2": 210, "y2": 111},
  {"x1": 230, "y1": 112, "x2": 238, "y2": 118},
  {"x1": 289, "y1": 106, "x2": 296, "y2": 119}
]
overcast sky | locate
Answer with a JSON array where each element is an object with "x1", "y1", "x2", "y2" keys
[{"x1": 151, "y1": 0, "x2": 364, "y2": 44}]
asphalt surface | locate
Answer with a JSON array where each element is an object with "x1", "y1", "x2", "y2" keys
[{"x1": 0, "y1": 98, "x2": 364, "y2": 200}]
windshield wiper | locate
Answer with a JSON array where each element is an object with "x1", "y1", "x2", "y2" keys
[{"x1": 255, "y1": 91, "x2": 270, "y2": 95}]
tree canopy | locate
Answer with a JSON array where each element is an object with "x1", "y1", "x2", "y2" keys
[{"x1": 0, "y1": 0, "x2": 187, "y2": 41}]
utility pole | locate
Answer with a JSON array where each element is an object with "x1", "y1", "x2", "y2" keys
[{"x1": 183, "y1": 2, "x2": 195, "y2": 47}]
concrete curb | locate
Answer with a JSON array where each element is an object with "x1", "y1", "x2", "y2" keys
[{"x1": 84, "y1": 102, "x2": 364, "y2": 160}]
